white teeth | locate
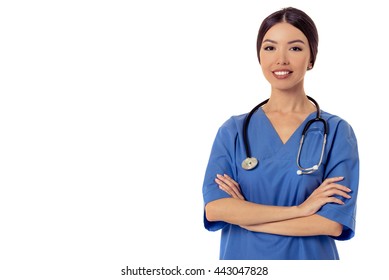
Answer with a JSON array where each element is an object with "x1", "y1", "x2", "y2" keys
[{"x1": 274, "y1": 71, "x2": 290, "y2": 76}]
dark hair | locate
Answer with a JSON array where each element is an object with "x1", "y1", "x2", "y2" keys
[{"x1": 256, "y1": 7, "x2": 319, "y2": 68}]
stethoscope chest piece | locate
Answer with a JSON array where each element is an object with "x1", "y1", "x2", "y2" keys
[{"x1": 242, "y1": 157, "x2": 258, "y2": 170}]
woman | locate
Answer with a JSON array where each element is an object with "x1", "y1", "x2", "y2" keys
[{"x1": 202, "y1": 7, "x2": 359, "y2": 260}]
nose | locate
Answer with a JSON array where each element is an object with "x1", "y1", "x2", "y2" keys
[{"x1": 276, "y1": 51, "x2": 289, "y2": 65}]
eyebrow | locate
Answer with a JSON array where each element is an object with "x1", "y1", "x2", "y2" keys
[{"x1": 263, "y1": 39, "x2": 306, "y2": 44}]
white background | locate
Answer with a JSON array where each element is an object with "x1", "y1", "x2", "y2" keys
[{"x1": 0, "y1": 0, "x2": 386, "y2": 279}]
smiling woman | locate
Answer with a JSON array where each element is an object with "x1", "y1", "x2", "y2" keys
[
  {"x1": 202, "y1": 7, "x2": 360, "y2": 260},
  {"x1": 260, "y1": 22, "x2": 312, "y2": 101}
]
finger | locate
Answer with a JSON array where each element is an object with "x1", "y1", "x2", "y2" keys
[
  {"x1": 218, "y1": 183, "x2": 245, "y2": 200},
  {"x1": 215, "y1": 178, "x2": 244, "y2": 200},
  {"x1": 216, "y1": 174, "x2": 241, "y2": 193},
  {"x1": 217, "y1": 174, "x2": 241, "y2": 194},
  {"x1": 217, "y1": 182, "x2": 232, "y2": 196},
  {"x1": 221, "y1": 176, "x2": 244, "y2": 199},
  {"x1": 325, "y1": 197, "x2": 346, "y2": 205},
  {"x1": 324, "y1": 183, "x2": 351, "y2": 193},
  {"x1": 223, "y1": 174, "x2": 241, "y2": 189},
  {"x1": 325, "y1": 176, "x2": 344, "y2": 183},
  {"x1": 319, "y1": 177, "x2": 344, "y2": 189},
  {"x1": 232, "y1": 190, "x2": 245, "y2": 200},
  {"x1": 216, "y1": 179, "x2": 244, "y2": 200},
  {"x1": 215, "y1": 178, "x2": 240, "y2": 198},
  {"x1": 323, "y1": 189, "x2": 352, "y2": 199}
]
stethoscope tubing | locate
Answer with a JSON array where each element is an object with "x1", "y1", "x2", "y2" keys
[
  {"x1": 242, "y1": 95, "x2": 328, "y2": 174},
  {"x1": 242, "y1": 98, "x2": 269, "y2": 159}
]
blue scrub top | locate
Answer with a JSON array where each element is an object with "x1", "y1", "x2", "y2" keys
[{"x1": 202, "y1": 108, "x2": 359, "y2": 260}]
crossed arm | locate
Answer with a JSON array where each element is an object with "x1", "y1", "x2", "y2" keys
[{"x1": 205, "y1": 174, "x2": 351, "y2": 237}]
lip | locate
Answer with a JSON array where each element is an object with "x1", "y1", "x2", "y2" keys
[{"x1": 272, "y1": 69, "x2": 293, "y2": 79}]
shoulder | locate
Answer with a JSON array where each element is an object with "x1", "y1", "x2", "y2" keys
[
  {"x1": 213, "y1": 113, "x2": 248, "y2": 143},
  {"x1": 321, "y1": 111, "x2": 358, "y2": 142},
  {"x1": 219, "y1": 113, "x2": 247, "y2": 132},
  {"x1": 322, "y1": 111, "x2": 352, "y2": 127}
]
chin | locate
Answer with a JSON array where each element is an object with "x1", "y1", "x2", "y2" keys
[{"x1": 270, "y1": 80, "x2": 304, "y2": 92}]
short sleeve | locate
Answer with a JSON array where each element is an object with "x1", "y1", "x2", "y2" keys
[
  {"x1": 317, "y1": 119, "x2": 359, "y2": 240},
  {"x1": 202, "y1": 119, "x2": 238, "y2": 231}
]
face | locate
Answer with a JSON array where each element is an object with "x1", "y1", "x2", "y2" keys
[{"x1": 259, "y1": 22, "x2": 312, "y2": 92}]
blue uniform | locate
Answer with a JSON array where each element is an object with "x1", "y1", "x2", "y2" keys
[{"x1": 202, "y1": 108, "x2": 359, "y2": 260}]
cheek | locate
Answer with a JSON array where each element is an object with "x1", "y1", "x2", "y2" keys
[
  {"x1": 259, "y1": 49, "x2": 266, "y2": 64},
  {"x1": 259, "y1": 53, "x2": 271, "y2": 71},
  {"x1": 296, "y1": 56, "x2": 311, "y2": 69},
  {"x1": 260, "y1": 63, "x2": 272, "y2": 81}
]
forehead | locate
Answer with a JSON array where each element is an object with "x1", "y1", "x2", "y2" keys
[{"x1": 263, "y1": 22, "x2": 308, "y2": 43}]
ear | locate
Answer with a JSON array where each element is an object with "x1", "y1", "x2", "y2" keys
[{"x1": 307, "y1": 62, "x2": 313, "y2": 70}]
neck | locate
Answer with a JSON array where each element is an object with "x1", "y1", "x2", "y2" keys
[{"x1": 263, "y1": 90, "x2": 315, "y2": 114}]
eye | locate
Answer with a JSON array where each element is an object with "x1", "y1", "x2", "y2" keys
[
  {"x1": 263, "y1": 46, "x2": 275, "y2": 51},
  {"x1": 290, "y1": 46, "x2": 302, "y2": 51}
]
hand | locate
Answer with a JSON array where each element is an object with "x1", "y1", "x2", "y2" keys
[
  {"x1": 297, "y1": 176, "x2": 351, "y2": 216},
  {"x1": 215, "y1": 174, "x2": 245, "y2": 200}
]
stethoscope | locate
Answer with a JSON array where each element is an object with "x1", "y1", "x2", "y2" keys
[{"x1": 241, "y1": 96, "x2": 328, "y2": 175}]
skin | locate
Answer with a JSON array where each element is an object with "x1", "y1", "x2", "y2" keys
[{"x1": 205, "y1": 22, "x2": 351, "y2": 237}]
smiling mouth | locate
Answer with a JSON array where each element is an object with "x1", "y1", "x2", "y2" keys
[{"x1": 272, "y1": 70, "x2": 292, "y2": 78}]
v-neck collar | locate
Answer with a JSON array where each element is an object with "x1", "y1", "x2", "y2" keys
[{"x1": 258, "y1": 108, "x2": 317, "y2": 147}]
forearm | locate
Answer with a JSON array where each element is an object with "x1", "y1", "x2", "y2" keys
[
  {"x1": 243, "y1": 214, "x2": 343, "y2": 237},
  {"x1": 205, "y1": 198, "x2": 304, "y2": 226}
]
